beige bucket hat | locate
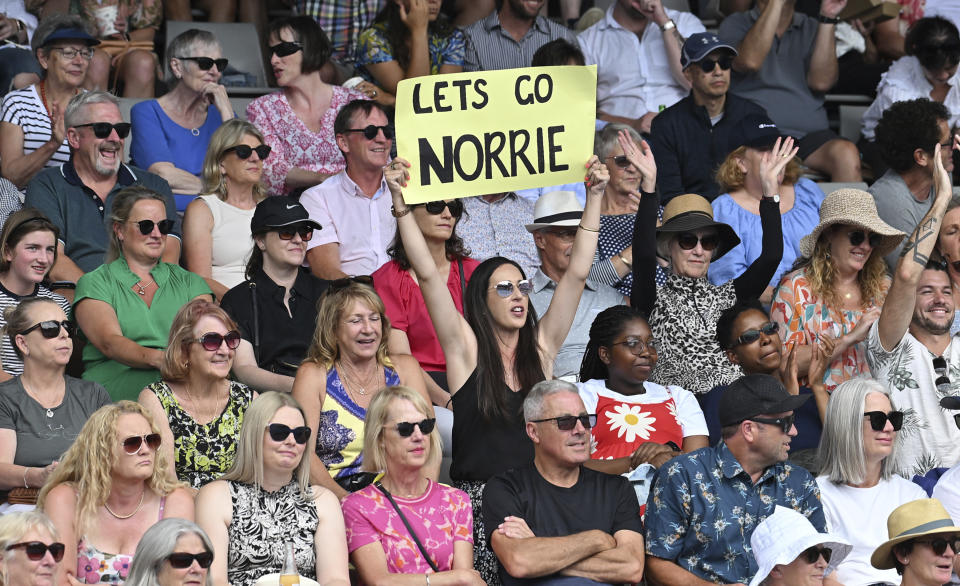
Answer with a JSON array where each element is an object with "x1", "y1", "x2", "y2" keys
[{"x1": 799, "y1": 189, "x2": 905, "y2": 259}]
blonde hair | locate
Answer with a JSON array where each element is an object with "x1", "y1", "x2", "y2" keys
[
  {"x1": 161, "y1": 299, "x2": 239, "y2": 381},
  {"x1": 106, "y1": 186, "x2": 170, "y2": 263},
  {"x1": 304, "y1": 282, "x2": 392, "y2": 370},
  {"x1": 0, "y1": 511, "x2": 58, "y2": 586},
  {"x1": 200, "y1": 119, "x2": 268, "y2": 202},
  {"x1": 362, "y1": 386, "x2": 442, "y2": 474},
  {"x1": 715, "y1": 145, "x2": 801, "y2": 192},
  {"x1": 803, "y1": 229, "x2": 889, "y2": 309},
  {"x1": 37, "y1": 402, "x2": 181, "y2": 537},
  {"x1": 219, "y1": 392, "x2": 312, "y2": 497}
]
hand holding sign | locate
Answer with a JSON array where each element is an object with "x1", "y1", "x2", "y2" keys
[{"x1": 585, "y1": 155, "x2": 609, "y2": 197}]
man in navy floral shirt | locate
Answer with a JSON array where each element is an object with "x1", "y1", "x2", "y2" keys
[{"x1": 644, "y1": 374, "x2": 827, "y2": 585}]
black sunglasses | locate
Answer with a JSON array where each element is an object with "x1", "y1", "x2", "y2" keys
[
  {"x1": 677, "y1": 232, "x2": 719, "y2": 251},
  {"x1": 131, "y1": 219, "x2": 174, "y2": 236},
  {"x1": 934, "y1": 356, "x2": 952, "y2": 393},
  {"x1": 491, "y1": 279, "x2": 532, "y2": 298},
  {"x1": 396, "y1": 418, "x2": 436, "y2": 437},
  {"x1": 734, "y1": 322, "x2": 779, "y2": 346},
  {"x1": 177, "y1": 56, "x2": 228, "y2": 71},
  {"x1": 277, "y1": 225, "x2": 314, "y2": 242},
  {"x1": 530, "y1": 413, "x2": 597, "y2": 431},
  {"x1": 864, "y1": 410, "x2": 904, "y2": 432},
  {"x1": 223, "y1": 144, "x2": 271, "y2": 160},
  {"x1": 411, "y1": 200, "x2": 464, "y2": 217},
  {"x1": 269, "y1": 41, "x2": 302, "y2": 58},
  {"x1": 611, "y1": 337, "x2": 658, "y2": 355},
  {"x1": 330, "y1": 275, "x2": 374, "y2": 292},
  {"x1": 21, "y1": 319, "x2": 75, "y2": 339},
  {"x1": 343, "y1": 125, "x2": 394, "y2": 140},
  {"x1": 607, "y1": 155, "x2": 630, "y2": 169},
  {"x1": 848, "y1": 230, "x2": 882, "y2": 248},
  {"x1": 800, "y1": 545, "x2": 832, "y2": 564},
  {"x1": 749, "y1": 414, "x2": 795, "y2": 434},
  {"x1": 697, "y1": 55, "x2": 734, "y2": 72},
  {"x1": 267, "y1": 423, "x2": 311, "y2": 444},
  {"x1": 955, "y1": 413, "x2": 960, "y2": 431},
  {"x1": 74, "y1": 122, "x2": 131, "y2": 139},
  {"x1": 914, "y1": 537, "x2": 960, "y2": 556},
  {"x1": 5, "y1": 542, "x2": 66, "y2": 562},
  {"x1": 197, "y1": 330, "x2": 241, "y2": 351},
  {"x1": 167, "y1": 551, "x2": 214, "y2": 569},
  {"x1": 122, "y1": 433, "x2": 162, "y2": 454}
]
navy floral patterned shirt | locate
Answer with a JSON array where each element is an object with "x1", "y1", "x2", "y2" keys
[{"x1": 645, "y1": 442, "x2": 825, "y2": 585}]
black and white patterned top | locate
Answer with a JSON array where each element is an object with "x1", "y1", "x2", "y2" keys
[
  {"x1": 227, "y1": 480, "x2": 319, "y2": 586},
  {"x1": 0, "y1": 282, "x2": 70, "y2": 376},
  {"x1": 1, "y1": 86, "x2": 72, "y2": 176}
]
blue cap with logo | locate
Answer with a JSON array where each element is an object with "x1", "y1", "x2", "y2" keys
[{"x1": 681, "y1": 32, "x2": 737, "y2": 68}]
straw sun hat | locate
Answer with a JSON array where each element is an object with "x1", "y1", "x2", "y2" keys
[
  {"x1": 799, "y1": 189, "x2": 905, "y2": 259},
  {"x1": 870, "y1": 498, "x2": 960, "y2": 570},
  {"x1": 655, "y1": 193, "x2": 740, "y2": 261}
]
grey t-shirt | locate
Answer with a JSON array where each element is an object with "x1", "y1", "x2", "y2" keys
[
  {"x1": 868, "y1": 169, "x2": 931, "y2": 269},
  {"x1": 0, "y1": 375, "x2": 110, "y2": 467}
]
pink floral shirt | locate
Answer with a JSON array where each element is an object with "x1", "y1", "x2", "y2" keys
[
  {"x1": 245, "y1": 86, "x2": 369, "y2": 195},
  {"x1": 341, "y1": 480, "x2": 473, "y2": 578}
]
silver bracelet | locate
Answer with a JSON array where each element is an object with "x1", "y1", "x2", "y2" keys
[
  {"x1": 425, "y1": 573, "x2": 430, "y2": 586},
  {"x1": 23, "y1": 467, "x2": 29, "y2": 488}
]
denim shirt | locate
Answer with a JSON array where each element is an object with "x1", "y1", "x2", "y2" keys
[{"x1": 645, "y1": 442, "x2": 825, "y2": 585}]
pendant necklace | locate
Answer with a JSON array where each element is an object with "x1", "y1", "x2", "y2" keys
[{"x1": 134, "y1": 279, "x2": 154, "y2": 295}]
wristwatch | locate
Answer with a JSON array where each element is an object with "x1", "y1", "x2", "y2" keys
[
  {"x1": 818, "y1": 13, "x2": 840, "y2": 24},
  {"x1": 660, "y1": 19, "x2": 676, "y2": 32},
  {"x1": 762, "y1": 194, "x2": 780, "y2": 203},
  {"x1": 390, "y1": 205, "x2": 410, "y2": 218}
]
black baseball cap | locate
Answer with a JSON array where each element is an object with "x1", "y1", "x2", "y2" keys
[
  {"x1": 718, "y1": 374, "x2": 809, "y2": 427},
  {"x1": 250, "y1": 196, "x2": 321, "y2": 233},
  {"x1": 729, "y1": 113, "x2": 784, "y2": 151}
]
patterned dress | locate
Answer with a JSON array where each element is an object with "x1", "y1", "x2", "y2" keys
[
  {"x1": 355, "y1": 21, "x2": 465, "y2": 82},
  {"x1": 147, "y1": 380, "x2": 255, "y2": 489},
  {"x1": 598, "y1": 212, "x2": 667, "y2": 296}
]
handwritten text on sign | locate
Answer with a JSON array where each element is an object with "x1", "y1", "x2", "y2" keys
[{"x1": 395, "y1": 65, "x2": 597, "y2": 203}]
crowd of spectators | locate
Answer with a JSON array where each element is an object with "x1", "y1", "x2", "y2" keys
[{"x1": 4, "y1": 1, "x2": 960, "y2": 586}]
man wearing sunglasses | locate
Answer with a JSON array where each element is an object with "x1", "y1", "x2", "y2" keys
[
  {"x1": 869, "y1": 148, "x2": 960, "y2": 477},
  {"x1": 483, "y1": 380, "x2": 645, "y2": 585},
  {"x1": 645, "y1": 374, "x2": 827, "y2": 586},
  {"x1": 300, "y1": 100, "x2": 395, "y2": 279},
  {"x1": 25, "y1": 91, "x2": 180, "y2": 284},
  {"x1": 649, "y1": 32, "x2": 770, "y2": 203}
]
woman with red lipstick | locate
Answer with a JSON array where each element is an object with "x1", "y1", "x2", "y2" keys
[{"x1": 576, "y1": 305, "x2": 708, "y2": 474}]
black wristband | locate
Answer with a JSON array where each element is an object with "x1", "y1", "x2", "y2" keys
[{"x1": 818, "y1": 13, "x2": 840, "y2": 24}]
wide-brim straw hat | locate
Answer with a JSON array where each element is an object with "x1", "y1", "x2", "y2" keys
[
  {"x1": 871, "y1": 498, "x2": 960, "y2": 570},
  {"x1": 799, "y1": 188, "x2": 905, "y2": 259},
  {"x1": 656, "y1": 193, "x2": 740, "y2": 261},
  {"x1": 749, "y1": 506, "x2": 852, "y2": 586}
]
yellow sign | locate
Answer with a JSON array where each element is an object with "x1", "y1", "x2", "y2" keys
[{"x1": 395, "y1": 65, "x2": 597, "y2": 203}]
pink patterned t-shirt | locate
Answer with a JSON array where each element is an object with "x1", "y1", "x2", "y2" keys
[
  {"x1": 341, "y1": 480, "x2": 473, "y2": 576},
  {"x1": 245, "y1": 85, "x2": 369, "y2": 195}
]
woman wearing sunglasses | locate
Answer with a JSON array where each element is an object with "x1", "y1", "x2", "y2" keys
[
  {"x1": 246, "y1": 15, "x2": 369, "y2": 196},
  {"x1": 39, "y1": 401, "x2": 193, "y2": 585},
  {"x1": 771, "y1": 189, "x2": 904, "y2": 391},
  {"x1": 292, "y1": 278, "x2": 430, "y2": 500},
  {"x1": 576, "y1": 305, "x2": 708, "y2": 476},
  {"x1": 138, "y1": 299, "x2": 256, "y2": 490},
  {"x1": 815, "y1": 378, "x2": 926, "y2": 585},
  {"x1": 74, "y1": 186, "x2": 213, "y2": 402},
  {"x1": 196, "y1": 392, "x2": 350, "y2": 586},
  {"x1": 386, "y1": 154, "x2": 606, "y2": 582},
  {"x1": 0, "y1": 511, "x2": 64, "y2": 586},
  {"x1": 342, "y1": 385, "x2": 483, "y2": 585},
  {"x1": 130, "y1": 29, "x2": 235, "y2": 211},
  {"x1": 183, "y1": 120, "x2": 268, "y2": 300},
  {"x1": 0, "y1": 298, "x2": 109, "y2": 495},
  {"x1": 124, "y1": 519, "x2": 215, "y2": 586},
  {"x1": 871, "y1": 498, "x2": 960, "y2": 586}
]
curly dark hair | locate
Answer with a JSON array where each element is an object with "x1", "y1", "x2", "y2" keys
[
  {"x1": 875, "y1": 98, "x2": 949, "y2": 173},
  {"x1": 905, "y1": 16, "x2": 960, "y2": 72},
  {"x1": 716, "y1": 298, "x2": 765, "y2": 350},
  {"x1": 371, "y1": 3, "x2": 455, "y2": 70},
  {"x1": 578, "y1": 305, "x2": 648, "y2": 382}
]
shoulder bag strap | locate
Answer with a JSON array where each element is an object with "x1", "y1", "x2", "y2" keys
[
  {"x1": 248, "y1": 281, "x2": 261, "y2": 365},
  {"x1": 374, "y1": 482, "x2": 440, "y2": 572},
  {"x1": 458, "y1": 258, "x2": 466, "y2": 305}
]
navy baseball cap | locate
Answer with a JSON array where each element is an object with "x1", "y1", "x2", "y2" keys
[
  {"x1": 681, "y1": 32, "x2": 737, "y2": 69},
  {"x1": 41, "y1": 27, "x2": 101, "y2": 47}
]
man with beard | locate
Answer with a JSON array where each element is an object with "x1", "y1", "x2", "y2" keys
[
  {"x1": 867, "y1": 138, "x2": 960, "y2": 476},
  {"x1": 462, "y1": 0, "x2": 576, "y2": 72},
  {"x1": 24, "y1": 91, "x2": 179, "y2": 283}
]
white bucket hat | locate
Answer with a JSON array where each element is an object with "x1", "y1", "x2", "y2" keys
[
  {"x1": 749, "y1": 506, "x2": 852, "y2": 586},
  {"x1": 524, "y1": 191, "x2": 583, "y2": 232}
]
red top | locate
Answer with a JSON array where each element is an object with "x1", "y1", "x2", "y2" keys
[{"x1": 372, "y1": 257, "x2": 479, "y2": 372}]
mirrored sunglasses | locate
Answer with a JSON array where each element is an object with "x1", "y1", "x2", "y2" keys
[
  {"x1": 132, "y1": 219, "x2": 174, "y2": 235},
  {"x1": 223, "y1": 144, "x2": 271, "y2": 160},
  {"x1": 73, "y1": 122, "x2": 131, "y2": 139},
  {"x1": 864, "y1": 410, "x2": 904, "y2": 431},
  {"x1": 167, "y1": 551, "x2": 214, "y2": 569},
  {"x1": 735, "y1": 321, "x2": 779, "y2": 346},
  {"x1": 122, "y1": 433, "x2": 161, "y2": 454},
  {"x1": 698, "y1": 55, "x2": 734, "y2": 72},
  {"x1": 801, "y1": 545, "x2": 832, "y2": 564},
  {"x1": 5, "y1": 542, "x2": 66, "y2": 562},
  {"x1": 677, "y1": 232, "x2": 720, "y2": 251},
  {"x1": 267, "y1": 423, "x2": 311, "y2": 444},
  {"x1": 269, "y1": 41, "x2": 302, "y2": 58},
  {"x1": 21, "y1": 319, "x2": 75, "y2": 339},
  {"x1": 848, "y1": 230, "x2": 882, "y2": 248},
  {"x1": 530, "y1": 414, "x2": 597, "y2": 431},
  {"x1": 396, "y1": 418, "x2": 436, "y2": 437},
  {"x1": 343, "y1": 125, "x2": 394, "y2": 140},
  {"x1": 412, "y1": 200, "x2": 463, "y2": 217},
  {"x1": 491, "y1": 279, "x2": 532, "y2": 298},
  {"x1": 197, "y1": 330, "x2": 241, "y2": 351},
  {"x1": 177, "y1": 56, "x2": 228, "y2": 71}
]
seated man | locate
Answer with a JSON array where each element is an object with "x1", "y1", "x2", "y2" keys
[
  {"x1": 463, "y1": 0, "x2": 576, "y2": 72},
  {"x1": 870, "y1": 99, "x2": 953, "y2": 269},
  {"x1": 527, "y1": 191, "x2": 623, "y2": 379},
  {"x1": 24, "y1": 90, "x2": 180, "y2": 283},
  {"x1": 483, "y1": 379, "x2": 645, "y2": 585},
  {"x1": 649, "y1": 32, "x2": 769, "y2": 203},
  {"x1": 718, "y1": 0, "x2": 862, "y2": 182},
  {"x1": 645, "y1": 373, "x2": 825, "y2": 585},
  {"x1": 458, "y1": 192, "x2": 538, "y2": 279},
  {"x1": 750, "y1": 506, "x2": 851, "y2": 586},
  {"x1": 301, "y1": 100, "x2": 395, "y2": 279},
  {"x1": 579, "y1": 0, "x2": 705, "y2": 135}
]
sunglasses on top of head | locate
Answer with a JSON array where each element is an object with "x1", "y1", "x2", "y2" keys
[
  {"x1": 677, "y1": 232, "x2": 719, "y2": 251},
  {"x1": 343, "y1": 125, "x2": 394, "y2": 140},
  {"x1": 167, "y1": 551, "x2": 214, "y2": 569},
  {"x1": 73, "y1": 122, "x2": 131, "y2": 139},
  {"x1": 267, "y1": 423, "x2": 311, "y2": 444},
  {"x1": 269, "y1": 41, "x2": 302, "y2": 58},
  {"x1": 848, "y1": 230, "x2": 882, "y2": 248},
  {"x1": 396, "y1": 418, "x2": 436, "y2": 437},
  {"x1": 411, "y1": 200, "x2": 463, "y2": 217},
  {"x1": 5, "y1": 542, "x2": 66, "y2": 562},
  {"x1": 223, "y1": 144, "x2": 271, "y2": 160},
  {"x1": 197, "y1": 330, "x2": 241, "y2": 351},
  {"x1": 21, "y1": 319, "x2": 75, "y2": 339},
  {"x1": 864, "y1": 410, "x2": 904, "y2": 431},
  {"x1": 490, "y1": 279, "x2": 532, "y2": 298},
  {"x1": 122, "y1": 433, "x2": 161, "y2": 454},
  {"x1": 176, "y1": 56, "x2": 228, "y2": 71},
  {"x1": 697, "y1": 55, "x2": 734, "y2": 72},
  {"x1": 130, "y1": 219, "x2": 174, "y2": 236}
]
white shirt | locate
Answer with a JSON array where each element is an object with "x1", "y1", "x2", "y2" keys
[
  {"x1": 933, "y1": 463, "x2": 960, "y2": 524},
  {"x1": 0, "y1": 1, "x2": 37, "y2": 41},
  {"x1": 578, "y1": 5, "x2": 705, "y2": 118},
  {"x1": 576, "y1": 378, "x2": 709, "y2": 439},
  {"x1": 300, "y1": 169, "x2": 394, "y2": 276},
  {"x1": 861, "y1": 55, "x2": 960, "y2": 140}
]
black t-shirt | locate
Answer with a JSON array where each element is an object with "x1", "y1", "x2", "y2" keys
[
  {"x1": 219, "y1": 268, "x2": 328, "y2": 373},
  {"x1": 482, "y1": 465, "x2": 643, "y2": 585}
]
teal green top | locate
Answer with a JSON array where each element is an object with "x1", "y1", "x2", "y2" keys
[{"x1": 75, "y1": 257, "x2": 211, "y2": 401}]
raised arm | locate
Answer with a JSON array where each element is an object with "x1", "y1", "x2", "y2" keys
[
  {"x1": 360, "y1": 0, "x2": 432, "y2": 96},
  {"x1": 0, "y1": 115, "x2": 64, "y2": 188},
  {"x1": 807, "y1": 0, "x2": 846, "y2": 92},
  {"x1": 617, "y1": 131, "x2": 659, "y2": 313},
  {"x1": 878, "y1": 141, "x2": 954, "y2": 350},
  {"x1": 731, "y1": 0, "x2": 783, "y2": 73}
]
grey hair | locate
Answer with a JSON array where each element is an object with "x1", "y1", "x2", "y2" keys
[
  {"x1": 64, "y1": 90, "x2": 120, "y2": 130},
  {"x1": 523, "y1": 379, "x2": 580, "y2": 422},
  {"x1": 817, "y1": 377, "x2": 903, "y2": 485},
  {"x1": 595, "y1": 123, "x2": 643, "y2": 161},
  {"x1": 124, "y1": 519, "x2": 214, "y2": 586},
  {"x1": 0, "y1": 511, "x2": 59, "y2": 586},
  {"x1": 165, "y1": 29, "x2": 220, "y2": 86},
  {"x1": 31, "y1": 14, "x2": 91, "y2": 54}
]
